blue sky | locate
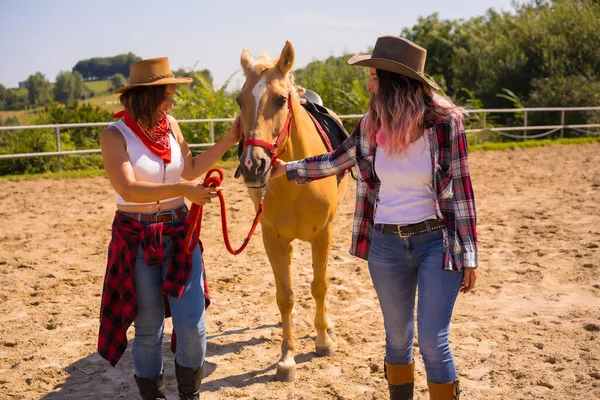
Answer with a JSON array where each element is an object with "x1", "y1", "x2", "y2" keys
[{"x1": 0, "y1": 0, "x2": 515, "y2": 89}]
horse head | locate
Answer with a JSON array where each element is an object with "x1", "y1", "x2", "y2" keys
[{"x1": 236, "y1": 41, "x2": 296, "y2": 188}]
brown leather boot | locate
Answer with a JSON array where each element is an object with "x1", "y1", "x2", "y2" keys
[
  {"x1": 427, "y1": 380, "x2": 460, "y2": 400},
  {"x1": 175, "y1": 360, "x2": 203, "y2": 400},
  {"x1": 384, "y1": 359, "x2": 415, "y2": 400},
  {"x1": 134, "y1": 372, "x2": 167, "y2": 400}
]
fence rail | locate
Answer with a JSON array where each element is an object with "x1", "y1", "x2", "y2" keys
[{"x1": 1, "y1": 107, "x2": 599, "y2": 170}]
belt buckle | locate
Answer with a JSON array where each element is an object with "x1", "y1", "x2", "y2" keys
[
  {"x1": 155, "y1": 210, "x2": 175, "y2": 223},
  {"x1": 397, "y1": 226, "x2": 412, "y2": 238}
]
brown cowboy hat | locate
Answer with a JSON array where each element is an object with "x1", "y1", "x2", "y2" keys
[
  {"x1": 113, "y1": 57, "x2": 192, "y2": 94},
  {"x1": 348, "y1": 35, "x2": 440, "y2": 91}
]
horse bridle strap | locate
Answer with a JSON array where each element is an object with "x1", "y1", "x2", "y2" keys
[{"x1": 242, "y1": 94, "x2": 294, "y2": 163}]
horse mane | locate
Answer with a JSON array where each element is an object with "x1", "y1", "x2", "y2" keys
[
  {"x1": 252, "y1": 52, "x2": 276, "y2": 73},
  {"x1": 250, "y1": 53, "x2": 298, "y2": 96}
]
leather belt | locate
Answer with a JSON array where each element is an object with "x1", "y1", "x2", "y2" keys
[
  {"x1": 118, "y1": 205, "x2": 188, "y2": 223},
  {"x1": 374, "y1": 219, "x2": 445, "y2": 238}
]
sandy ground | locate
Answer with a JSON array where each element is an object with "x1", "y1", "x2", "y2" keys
[{"x1": 0, "y1": 143, "x2": 599, "y2": 400}]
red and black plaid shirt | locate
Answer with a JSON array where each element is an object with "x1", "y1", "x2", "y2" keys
[
  {"x1": 286, "y1": 115, "x2": 478, "y2": 271},
  {"x1": 97, "y1": 212, "x2": 210, "y2": 366}
]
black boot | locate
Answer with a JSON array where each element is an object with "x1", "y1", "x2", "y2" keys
[
  {"x1": 135, "y1": 372, "x2": 167, "y2": 400},
  {"x1": 384, "y1": 359, "x2": 415, "y2": 400},
  {"x1": 175, "y1": 360, "x2": 203, "y2": 400}
]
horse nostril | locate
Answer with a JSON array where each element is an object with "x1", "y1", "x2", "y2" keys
[{"x1": 255, "y1": 158, "x2": 268, "y2": 176}]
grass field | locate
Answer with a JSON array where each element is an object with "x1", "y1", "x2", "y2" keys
[
  {"x1": 0, "y1": 109, "x2": 39, "y2": 125},
  {"x1": 84, "y1": 79, "x2": 112, "y2": 95},
  {"x1": 83, "y1": 80, "x2": 121, "y2": 112}
]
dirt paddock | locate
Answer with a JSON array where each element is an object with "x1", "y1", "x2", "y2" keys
[{"x1": 0, "y1": 143, "x2": 599, "y2": 399}]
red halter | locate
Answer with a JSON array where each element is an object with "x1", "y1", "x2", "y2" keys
[{"x1": 242, "y1": 94, "x2": 294, "y2": 164}]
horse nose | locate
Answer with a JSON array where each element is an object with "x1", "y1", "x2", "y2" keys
[{"x1": 239, "y1": 151, "x2": 271, "y2": 183}]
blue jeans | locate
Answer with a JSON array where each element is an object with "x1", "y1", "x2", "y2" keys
[
  {"x1": 132, "y1": 228, "x2": 206, "y2": 379},
  {"x1": 367, "y1": 228, "x2": 463, "y2": 384}
]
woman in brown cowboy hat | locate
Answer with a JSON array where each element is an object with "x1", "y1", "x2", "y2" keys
[
  {"x1": 271, "y1": 36, "x2": 478, "y2": 400},
  {"x1": 98, "y1": 57, "x2": 242, "y2": 400}
]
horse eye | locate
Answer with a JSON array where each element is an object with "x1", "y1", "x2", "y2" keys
[{"x1": 275, "y1": 96, "x2": 287, "y2": 108}]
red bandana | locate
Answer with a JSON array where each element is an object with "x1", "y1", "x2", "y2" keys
[{"x1": 113, "y1": 110, "x2": 172, "y2": 164}]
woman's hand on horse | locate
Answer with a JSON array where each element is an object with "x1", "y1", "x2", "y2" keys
[
  {"x1": 225, "y1": 116, "x2": 243, "y2": 145},
  {"x1": 460, "y1": 267, "x2": 477, "y2": 294},
  {"x1": 183, "y1": 180, "x2": 223, "y2": 205},
  {"x1": 270, "y1": 159, "x2": 288, "y2": 179}
]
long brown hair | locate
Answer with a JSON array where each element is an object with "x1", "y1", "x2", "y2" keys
[
  {"x1": 365, "y1": 69, "x2": 465, "y2": 155},
  {"x1": 119, "y1": 85, "x2": 167, "y2": 128}
]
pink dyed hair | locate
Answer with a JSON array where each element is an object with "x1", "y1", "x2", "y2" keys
[{"x1": 365, "y1": 70, "x2": 465, "y2": 155}]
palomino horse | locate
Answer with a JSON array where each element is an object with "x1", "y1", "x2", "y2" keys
[{"x1": 236, "y1": 41, "x2": 349, "y2": 381}]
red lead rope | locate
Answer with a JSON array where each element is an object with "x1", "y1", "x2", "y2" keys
[{"x1": 184, "y1": 168, "x2": 264, "y2": 255}]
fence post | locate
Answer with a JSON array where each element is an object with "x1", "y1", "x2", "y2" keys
[
  {"x1": 482, "y1": 112, "x2": 487, "y2": 130},
  {"x1": 560, "y1": 110, "x2": 565, "y2": 138},
  {"x1": 523, "y1": 111, "x2": 528, "y2": 140},
  {"x1": 55, "y1": 127, "x2": 62, "y2": 172},
  {"x1": 209, "y1": 121, "x2": 215, "y2": 144}
]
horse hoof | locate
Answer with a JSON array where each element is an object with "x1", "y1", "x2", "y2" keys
[
  {"x1": 275, "y1": 362, "x2": 297, "y2": 382},
  {"x1": 315, "y1": 344, "x2": 335, "y2": 357}
]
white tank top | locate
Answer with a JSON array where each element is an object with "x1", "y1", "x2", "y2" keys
[
  {"x1": 111, "y1": 118, "x2": 185, "y2": 205},
  {"x1": 374, "y1": 134, "x2": 436, "y2": 224}
]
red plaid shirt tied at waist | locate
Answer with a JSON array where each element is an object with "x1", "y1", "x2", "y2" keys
[{"x1": 97, "y1": 211, "x2": 210, "y2": 366}]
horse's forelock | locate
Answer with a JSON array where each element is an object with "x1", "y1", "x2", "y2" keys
[{"x1": 251, "y1": 52, "x2": 275, "y2": 74}]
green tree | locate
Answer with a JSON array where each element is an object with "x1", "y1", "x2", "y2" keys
[
  {"x1": 26, "y1": 72, "x2": 52, "y2": 105},
  {"x1": 73, "y1": 52, "x2": 141, "y2": 80},
  {"x1": 174, "y1": 68, "x2": 213, "y2": 86},
  {"x1": 527, "y1": 75, "x2": 600, "y2": 135},
  {"x1": 174, "y1": 71, "x2": 238, "y2": 156},
  {"x1": 454, "y1": 0, "x2": 600, "y2": 107},
  {"x1": 294, "y1": 54, "x2": 370, "y2": 114},
  {"x1": 53, "y1": 71, "x2": 84, "y2": 104},
  {"x1": 111, "y1": 73, "x2": 127, "y2": 91},
  {"x1": 3, "y1": 88, "x2": 28, "y2": 110},
  {"x1": 0, "y1": 84, "x2": 6, "y2": 109},
  {"x1": 401, "y1": 13, "x2": 462, "y2": 93},
  {"x1": 0, "y1": 102, "x2": 113, "y2": 175},
  {"x1": 400, "y1": 0, "x2": 600, "y2": 134}
]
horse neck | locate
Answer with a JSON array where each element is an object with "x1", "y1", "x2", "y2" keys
[{"x1": 281, "y1": 92, "x2": 324, "y2": 161}]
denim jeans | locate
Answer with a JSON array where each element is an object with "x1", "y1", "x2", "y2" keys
[
  {"x1": 367, "y1": 228, "x2": 463, "y2": 384},
  {"x1": 132, "y1": 223, "x2": 206, "y2": 379}
]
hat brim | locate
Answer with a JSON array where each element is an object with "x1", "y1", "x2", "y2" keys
[
  {"x1": 113, "y1": 77, "x2": 193, "y2": 94},
  {"x1": 348, "y1": 54, "x2": 440, "y2": 91}
]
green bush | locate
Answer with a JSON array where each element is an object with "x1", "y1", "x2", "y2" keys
[{"x1": 0, "y1": 102, "x2": 112, "y2": 175}]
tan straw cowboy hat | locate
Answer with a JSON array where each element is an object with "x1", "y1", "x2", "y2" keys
[
  {"x1": 113, "y1": 57, "x2": 192, "y2": 94},
  {"x1": 348, "y1": 35, "x2": 440, "y2": 91}
]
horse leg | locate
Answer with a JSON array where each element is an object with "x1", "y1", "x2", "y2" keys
[
  {"x1": 262, "y1": 227, "x2": 297, "y2": 382},
  {"x1": 311, "y1": 226, "x2": 336, "y2": 357}
]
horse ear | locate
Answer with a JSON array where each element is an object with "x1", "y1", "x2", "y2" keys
[
  {"x1": 240, "y1": 49, "x2": 253, "y2": 75},
  {"x1": 276, "y1": 41, "x2": 295, "y2": 75}
]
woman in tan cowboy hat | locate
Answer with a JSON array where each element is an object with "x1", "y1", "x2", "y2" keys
[
  {"x1": 271, "y1": 36, "x2": 478, "y2": 400},
  {"x1": 98, "y1": 57, "x2": 242, "y2": 400}
]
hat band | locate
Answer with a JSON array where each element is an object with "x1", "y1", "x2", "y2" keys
[{"x1": 133, "y1": 72, "x2": 176, "y2": 84}]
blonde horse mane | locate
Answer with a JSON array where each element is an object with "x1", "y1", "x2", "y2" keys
[{"x1": 249, "y1": 52, "x2": 306, "y2": 100}]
